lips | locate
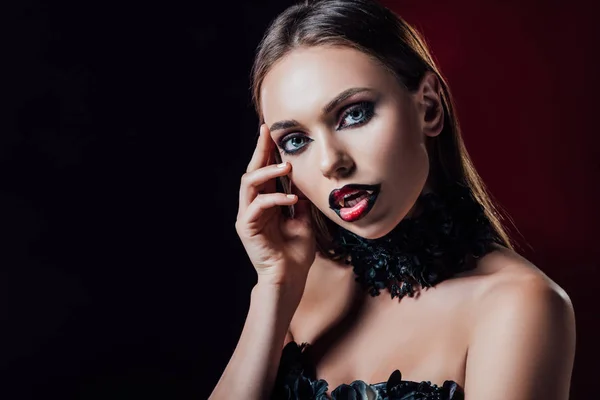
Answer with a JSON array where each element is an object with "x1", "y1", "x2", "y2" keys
[{"x1": 329, "y1": 183, "x2": 381, "y2": 222}]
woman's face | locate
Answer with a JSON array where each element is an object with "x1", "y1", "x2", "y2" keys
[{"x1": 260, "y1": 45, "x2": 443, "y2": 239}]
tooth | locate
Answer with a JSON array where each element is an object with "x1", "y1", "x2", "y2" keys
[
  {"x1": 339, "y1": 199, "x2": 345, "y2": 208},
  {"x1": 366, "y1": 190, "x2": 373, "y2": 194}
]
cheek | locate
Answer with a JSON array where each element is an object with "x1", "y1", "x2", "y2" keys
[
  {"x1": 287, "y1": 160, "x2": 332, "y2": 212},
  {"x1": 287, "y1": 163, "x2": 314, "y2": 197},
  {"x1": 364, "y1": 112, "x2": 424, "y2": 167},
  {"x1": 365, "y1": 111, "x2": 430, "y2": 191},
  {"x1": 380, "y1": 132, "x2": 425, "y2": 170}
]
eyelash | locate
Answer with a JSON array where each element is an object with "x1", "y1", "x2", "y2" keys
[{"x1": 278, "y1": 101, "x2": 376, "y2": 156}]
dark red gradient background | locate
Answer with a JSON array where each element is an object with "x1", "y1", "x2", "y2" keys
[
  {"x1": 382, "y1": 0, "x2": 599, "y2": 397},
  {"x1": 4, "y1": 0, "x2": 597, "y2": 398}
]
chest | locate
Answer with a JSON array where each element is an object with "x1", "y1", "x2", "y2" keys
[{"x1": 289, "y1": 270, "x2": 472, "y2": 390}]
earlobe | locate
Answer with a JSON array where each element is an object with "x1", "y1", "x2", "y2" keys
[{"x1": 420, "y1": 72, "x2": 444, "y2": 138}]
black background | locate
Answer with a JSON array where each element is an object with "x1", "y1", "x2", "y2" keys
[{"x1": 4, "y1": 0, "x2": 296, "y2": 398}]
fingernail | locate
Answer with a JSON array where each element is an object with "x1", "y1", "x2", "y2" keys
[
  {"x1": 286, "y1": 194, "x2": 296, "y2": 199},
  {"x1": 277, "y1": 162, "x2": 288, "y2": 168}
]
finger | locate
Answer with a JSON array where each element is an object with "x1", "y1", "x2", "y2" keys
[
  {"x1": 243, "y1": 193, "x2": 298, "y2": 227},
  {"x1": 246, "y1": 124, "x2": 275, "y2": 173},
  {"x1": 238, "y1": 162, "x2": 292, "y2": 214}
]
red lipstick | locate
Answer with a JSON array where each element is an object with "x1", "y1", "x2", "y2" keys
[{"x1": 329, "y1": 183, "x2": 381, "y2": 222}]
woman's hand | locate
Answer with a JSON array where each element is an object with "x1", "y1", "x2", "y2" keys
[{"x1": 235, "y1": 124, "x2": 316, "y2": 290}]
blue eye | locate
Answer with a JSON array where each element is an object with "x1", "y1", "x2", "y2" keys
[
  {"x1": 339, "y1": 101, "x2": 375, "y2": 129},
  {"x1": 280, "y1": 135, "x2": 311, "y2": 154},
  {"x1": 278, "y1": 101, "x2": 376, "y2": 156}
]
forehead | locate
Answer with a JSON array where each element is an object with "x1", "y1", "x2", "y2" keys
[{"x1": 260, "y1": 46, "x2": 395, "y2": 123}]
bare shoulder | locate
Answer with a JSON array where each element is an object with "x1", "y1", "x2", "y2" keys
[
  {"x1": 470, "y1": 244, "x2": 573, "y2": 312},
  {"x1": 443, "y1": 243, "x2": 575, "y2": 339},
  {"x1": 462, "y1": 245, "x2": 576, "y2": 399}
]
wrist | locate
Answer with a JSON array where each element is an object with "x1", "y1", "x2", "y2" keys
[
  {"x1": 256, "y1": 273, "x2": 306, "y2": 295},
  {"x1": 252, "y1": 278, "x2": 305, "y2": 314}
]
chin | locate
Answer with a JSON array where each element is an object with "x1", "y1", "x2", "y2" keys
[
  {"x1": 334, "y1": 198, "x2": 419, "y2": 240},
  {"x1": 339, "y1": 218, "x2": 400, "y2": 240}
]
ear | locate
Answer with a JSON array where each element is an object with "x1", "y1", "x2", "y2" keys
[{"x1": 417, "y1": 71, "x2": 444, "y2": 138}]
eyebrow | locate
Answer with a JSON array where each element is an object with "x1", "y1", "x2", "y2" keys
[{"x1": 268, "y1": 87, "x2": 375, "y2": 133}]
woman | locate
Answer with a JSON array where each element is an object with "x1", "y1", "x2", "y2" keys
[{"x1": 210, "y1": 0, "x2": 576, "y2": 398}]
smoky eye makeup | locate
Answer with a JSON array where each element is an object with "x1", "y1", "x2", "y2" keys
[
  {"x1": 278, "y1": 135, "x2": 310, "y2": 155},
  {"x1": 337, "y1": 100, "x2": 375, "y2": 130},
  {"x1": 276, "y1": 99, "x2": 378, "y2": 155}
]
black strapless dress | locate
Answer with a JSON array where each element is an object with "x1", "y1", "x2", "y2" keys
[{"x1": 271, "y1": 341, "x2": 463, "y2": 400}]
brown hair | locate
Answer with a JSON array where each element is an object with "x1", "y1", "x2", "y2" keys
[{"x1": 250, "y1": 0, "x2": 514, "y2": 258}]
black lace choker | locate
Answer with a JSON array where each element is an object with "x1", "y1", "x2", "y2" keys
[{"x1": 332, "y1": 183, "x2": 501, "y2": 299}]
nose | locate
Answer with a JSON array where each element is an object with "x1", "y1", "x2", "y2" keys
[{"x1": 317, "y1": 136, "x2": 355, "y2": 179}]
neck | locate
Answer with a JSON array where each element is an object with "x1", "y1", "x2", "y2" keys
[{"x1": 331, "y1": 182, "x2": 501, "y2": 299}]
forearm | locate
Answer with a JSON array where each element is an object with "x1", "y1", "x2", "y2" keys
[{"x1": 209, "y1": 282, "x2": 302, "y2": 400}]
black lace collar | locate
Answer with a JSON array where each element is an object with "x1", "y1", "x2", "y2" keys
[{"x1": 332, "y1": 182, "x2": 501, "y2": 299}]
